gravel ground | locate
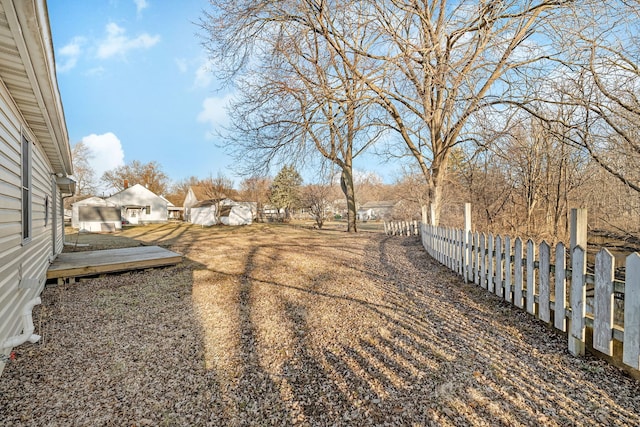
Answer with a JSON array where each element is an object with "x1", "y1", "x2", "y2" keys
[{"x1": 1, "y1": 223, "x2": 639, "y2": 426}]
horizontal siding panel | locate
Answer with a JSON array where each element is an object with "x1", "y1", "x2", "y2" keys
[
  {"x1": 0, "y1": 223, "x2": 20, "y2": 247},
  {"x1": 0, "y1": 180, "x2": 19, "y2": 199},
  {"x1": 0, "y1": 164, "x2": 19, "y2": 186},
  {"x1": 0, "y1": 193, "x2": 19, "y2": 210},
  {"x1": 0, "y1": 140, "x2": 20, "y2": 167},
  {"x1": 0, "y1": 208, "x2": 19, "y2": 223},
  {"x1": 0, "y1": 243, "x2": 20, "y2": 272}
]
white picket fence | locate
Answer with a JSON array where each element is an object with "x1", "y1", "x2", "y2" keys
[
  {"x1": 415, "y1": 209, "x2": 640, "y2": 371},
  {"x1": 384, "y1": 220, "x2": 420, "y2": 236}
]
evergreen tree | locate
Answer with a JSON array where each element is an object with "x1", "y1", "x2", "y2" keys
[{"x1": 269, "y1": 165, "x2": 302, "y2": 221}]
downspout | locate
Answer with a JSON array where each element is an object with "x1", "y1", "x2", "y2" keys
[{"x1": 3, "y1": 297, "x2": 42, "y2": 348}]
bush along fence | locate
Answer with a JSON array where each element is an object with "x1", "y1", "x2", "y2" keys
[
  {"x1": 384, "y1": 220, "x2": 420, "y2": 236},
  {"x1": 416, "y1": 205, "x2": 640, "y2": 372}
]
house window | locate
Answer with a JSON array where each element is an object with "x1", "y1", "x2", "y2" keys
[
  {"x1": 21, "y1": 135, "x2": 32, "y2": 242},
  {"x1": 145, "y1": 205, "x2": 151, "y2": 215}
]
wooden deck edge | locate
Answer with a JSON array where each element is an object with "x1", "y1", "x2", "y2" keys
[{"x1": 46, "y1": 255, "x2": 183, "y2": 280}]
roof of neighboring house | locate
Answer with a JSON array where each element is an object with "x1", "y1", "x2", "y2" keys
[
  {"x1": 107, "y1": 184, "x2": 165, "y2": 201},
  {"x1": 189, "y1": 186, "x2": 212, "y2": 201},
  {"x1": 72, "y1": 196, "x2": 116, "y2": 207}
]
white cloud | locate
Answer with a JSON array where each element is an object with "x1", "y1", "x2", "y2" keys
[
  {"x1": 197, "y1": 95, "x2": 234, "y2": 138},
  {"x1": 57, "y1": 37, "x2": 85, "y2": 72},
  {"x1": 134, "y1": 0, "x2": 149, "y2": 15},
  {"x1": 81, "y1": 132, "x2": 125, "y2": 180},
  {"x1": 97, "y1": 22, "x2": 160, "y2": 59},
  {"x1": 194, "y1": 59, "x2": 214, "y2": 88}
]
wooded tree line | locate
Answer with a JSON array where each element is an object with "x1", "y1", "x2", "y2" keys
[{"x1": 196, "y1": 0, "x2": 640, "y2": 237}]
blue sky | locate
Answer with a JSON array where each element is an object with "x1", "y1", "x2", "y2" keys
[{"x1": 48, "y1": 0, "x2": 398, "y2": 192}]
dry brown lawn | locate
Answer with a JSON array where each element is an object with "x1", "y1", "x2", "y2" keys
[{"x1": 1, "y1": 222, "x2": 640, "y2": 426}]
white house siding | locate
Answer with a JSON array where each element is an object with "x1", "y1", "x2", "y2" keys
[
  {"x1": 0, "y1": 0, "x2": 74, "y2": 376},
  {"x1": 0, "y1": 99, "x2": 62, "y2": 370}
]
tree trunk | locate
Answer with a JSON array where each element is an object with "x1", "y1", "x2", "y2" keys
[
  {"x1": 340, "y1": 167, "x2": 357, "y2": 233},
  {"x1": 427, "y1": 158, "x2": 448, "y2": 226}
]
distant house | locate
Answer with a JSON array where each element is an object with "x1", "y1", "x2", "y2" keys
[
  {"x1": 162, "y1": 194, "x2": 183, "y2": 220},
  {"x1": 0, "y1": 0, "x2": 75, "y2": 376},
  {"x1": 357, "y1": 201, "x2": 398, "y2": 221},
  {"x1": 71, "y1": 197, "x2": 121, "y2": 232},
  {"x1": 183, "y1": 186, "x2": 211, "y2": 223},
  {"x1": 105, "y1": 184, "x2": 168, "y2": 225}
]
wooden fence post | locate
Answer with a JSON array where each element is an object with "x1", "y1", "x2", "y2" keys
[
  {"x1": 570, "y1": 208, "x2": 588, "y2": 255},
  {"x1": 568, "y1": 208, "x2": 587, "y2": 356}
]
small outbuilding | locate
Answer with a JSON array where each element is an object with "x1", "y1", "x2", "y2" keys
[
  {"x1": 220, "y1": 204, "x2": 253, "y2": 226},
  {"x1": 71, "y1": 197, "x2": 121, "y2": 232},
  {"x1": 190, "y1": 200, "x2": 220, "y2": 227},
  {"x1": 189, "y1": 199, "x2": 253, "y2": 226}
]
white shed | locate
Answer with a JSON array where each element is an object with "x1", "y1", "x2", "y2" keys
[
  {"x1": 0, "y1": 0, "x2": 75, "y2": 376},
  {"x1": 105, "y1": 184, "x2": 168, "y2": 225},
  {"x1": 71, "y1": 197, "x2": 121, "y2": 232},
  {"x1": 220, "y1": 204, "x2": 253, "y2": 226},
  {"x1": 190, "y1": 199, "x2": 253, "y2": 226},
  {"x1": 190, "y1": 200, "x2": 219, "y2": 226}
]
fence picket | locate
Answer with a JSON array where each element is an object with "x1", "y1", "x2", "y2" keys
[
  {"x1": 495, "y1": 235, "x2": 503, "y2": 298},
  {"x1": 514, "y1": 238, "x2": 524, "y2": 308},
  {"x1": 450, "y1": 228, "x2": 454, "y2": 269},
  {"x1": 554, "y1": 243, "x2": 567, "y2": 332},
  {"x1": 488, "y1": 234, "x2": 495, "y2": 293},
  {"x1": 504, "y1": 236, "x2": 512, "y2": 303},
  {"x1": 480, "y1": 233, "x2": 487, "y2": 289},
  {"x1": 539, "y1": 241, "x2": 551, "y2": 323},
  {"x1": 456, "y1": 229, "x2": 467, "y2": 281},
  {"x1": 623, "y1": 253, "x2": 640, "y2": 369},
  {"x1": 594, "y1": 248, "x2": 614, "y2": 356},
  {"x1": 569, "y1": 245, "x2": 586, "y2": 356},
  {"x1": 526, "y1": 239, "x2": 537, "y2": 316},
  {"x1": 474, "y1": 232, "x2": 480, "y2": 286}
]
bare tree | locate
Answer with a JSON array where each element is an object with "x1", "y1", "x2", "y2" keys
[
  {"x1": 201, "y1": 0, "x2": 385, "y2": 232},
  {"x1": 526, "y1": 1, "x2": 640, "y2": 194},
  {"x1": 238, "y1": 176, "x2": 271, "y2": 222},
  {"x1": 70, "y1": 141, "x2": 97, "y2": 199},
  {"x1": 301, "y1": 184, "x2": 331, "y2": 228},
  {"x1": 102, "y1": 160, "x2": 170, "y2": 195},
  {"x1": 341, "y1": 0, "x2": 576, "y2": 225}
]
